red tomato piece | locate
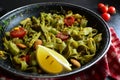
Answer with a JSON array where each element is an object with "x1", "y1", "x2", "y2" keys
[
  {"x1": 64, "y1": 16, "x2": 75, "y2": 26},
  {"x1": 108, "y1": 6, "x2": 116, "y2": 14},
  {"x1": 25, "y1": 55, "x2": 30, "y2": 63},
  {"x1": 10, "y1": 27, "x2": 26, "y2": 38},
  {"x1": 56, "y1": 32, "x2": 69, "y2": 41},
  {"x1": 20, "y1": 55, "x2": 30, "y2": 63},
  {"x1": 101, "y1": 13, "x2": 111, "y2": 21}
]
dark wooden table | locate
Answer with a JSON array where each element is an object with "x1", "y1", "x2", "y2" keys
[{"x1": 0, "y1": 0, "x2": 120, "y2": 80}]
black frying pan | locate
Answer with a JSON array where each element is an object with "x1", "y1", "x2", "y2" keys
[{"x1": 0, "y1": 2, "x2": 110, "y2": 79}]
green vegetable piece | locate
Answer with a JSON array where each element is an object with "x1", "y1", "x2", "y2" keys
[
  {"x1": 12, "y1": 38, "x2": 23, "y2": 44},
  {"x1": 29, "y1": 32, "x2": 41, "y2": 48},
  {"x1": 5, "y1": 32, "x2": 10, "y2": 37},
  {"x1": 0, "y1": 50, "x2": 7, "y2": 60},
  {"x1": 20, "y1": 18, "x2": 31, "y2": 26},
  {"x1": 13, "y1": 56, "x2": 28, "y2": 71},
  {"x1": 20, "y1": 60, "x2": 28, "y2": 71},
  {"x1": 49, "y1": 28, "x2": 59, "y2": 35},
  {"x1": 83, "y1": 27, "x2": 92, "y2": 35},
  {"x1": 80, "y1": 18, "x2": 88, "y2": 27},
  {"x1": 94, "y1": 33, "x2": 102, "y2": 42},
  {"x1": 29, "y1": 52, "x2": 37, "y2": 66},
  {"x1": 9, "y1": 41, "x2": 20, "y2": 56},
  {"x1": 3, "y1": 37, "x2": 9, "y2": 50},
  {"x1": 94, "y1": 33, "x2": 102, "y2": 48},
  {"x1": 13, "y1": 56, "x2": 21, "y2": 64}
]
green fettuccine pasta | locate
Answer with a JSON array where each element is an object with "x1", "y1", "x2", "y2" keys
[{"x1": 1, "y1": 10, "x2": 102, "y2": 73}]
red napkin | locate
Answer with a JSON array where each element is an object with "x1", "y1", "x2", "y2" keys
[{"x1": 0, "y1": 27, "x2": 120, "y2": 80}]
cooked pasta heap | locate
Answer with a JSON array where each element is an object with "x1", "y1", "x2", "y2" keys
[{"x1": 1, "y1": 11, "x2": 102, "y2": 74}]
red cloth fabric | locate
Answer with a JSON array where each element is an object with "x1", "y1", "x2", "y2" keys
[{"x1": 0, "y1": 27, "x2": 120, "y2": 80}]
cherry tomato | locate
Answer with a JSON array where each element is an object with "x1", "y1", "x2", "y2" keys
[
  {"x1": 98, "y1": 3, "x2": 108, "y2": 13},
  {"x1": 108, "y1": 6, "x2": 116, "y2": 14},
  {"x1": 64, "y1": 16, "x2": 75, "y2": 26},
  {"x1": 56, "y1": 32, "x2": 69, "y2": 41},
  {"x1": 100, "y1": 6, "x2": 108, "y2": 13},
  {"x1": 101, "y1": 13, "x2": 111, "y2": 21},
  {"x1": 10, "y1": 27, "x2": 26, "y2": 38},
  {"x1": 98, "y1": 3, "x2": 105, "y2": 9}
]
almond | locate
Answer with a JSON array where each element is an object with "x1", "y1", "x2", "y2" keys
[
  {"x1": 70, "y1": 58, "x2": 81, "y2": 68},
  {"x1": 34, "y1": 39, "x2": 42, "y2": 49},
  {"x1": 16, "y1": 43, "x2": 27, "y2": 49}
]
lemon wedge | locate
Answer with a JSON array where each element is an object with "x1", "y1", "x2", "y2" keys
[{"x1": 36, "y1": 45, "x2": 72, "y2": 74}]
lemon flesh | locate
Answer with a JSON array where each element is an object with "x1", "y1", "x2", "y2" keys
[{"x1": 36, "y1": 45, "x2": 72, "y2": 74}]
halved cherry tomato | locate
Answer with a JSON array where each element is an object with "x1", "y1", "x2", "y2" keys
[
  {"x1": 21, "y1": 55, "x2": 30, "y2": 63},
  {"x1": 56, "y1": 32, "x2": 69, "y2": 41},
  {"x1": 108, "y1": 6, "x2": 116, "y2": 14},
  {"x1": 64, "y1": 16, "x2": 75, "y2": 26},
  {"x1": 101, "y1": 13, "x2": 111, "y2": 21},
  {"x1": 10, "y1": 27, "x2": 26, "y2": 38}
]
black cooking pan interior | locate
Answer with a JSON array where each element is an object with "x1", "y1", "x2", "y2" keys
[{"x1": 0, "y1": 2, "x2": 110, "y2": 78}]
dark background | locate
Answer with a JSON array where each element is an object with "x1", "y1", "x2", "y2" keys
[
  {"x1": 0, "y1": 0, "x2": 120, "y2": 38},
  {"x1": 0, "y1": 0, "x2": 120, "y2": 80}
]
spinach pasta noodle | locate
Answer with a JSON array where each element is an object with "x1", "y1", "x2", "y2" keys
[{"x1": 1, "y1": 10, "x2": 102, "y2": 74}]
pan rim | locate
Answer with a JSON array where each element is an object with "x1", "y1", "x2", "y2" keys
[{"x1": 0, "y1": 2, "x2": 111, "y2": 78}]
